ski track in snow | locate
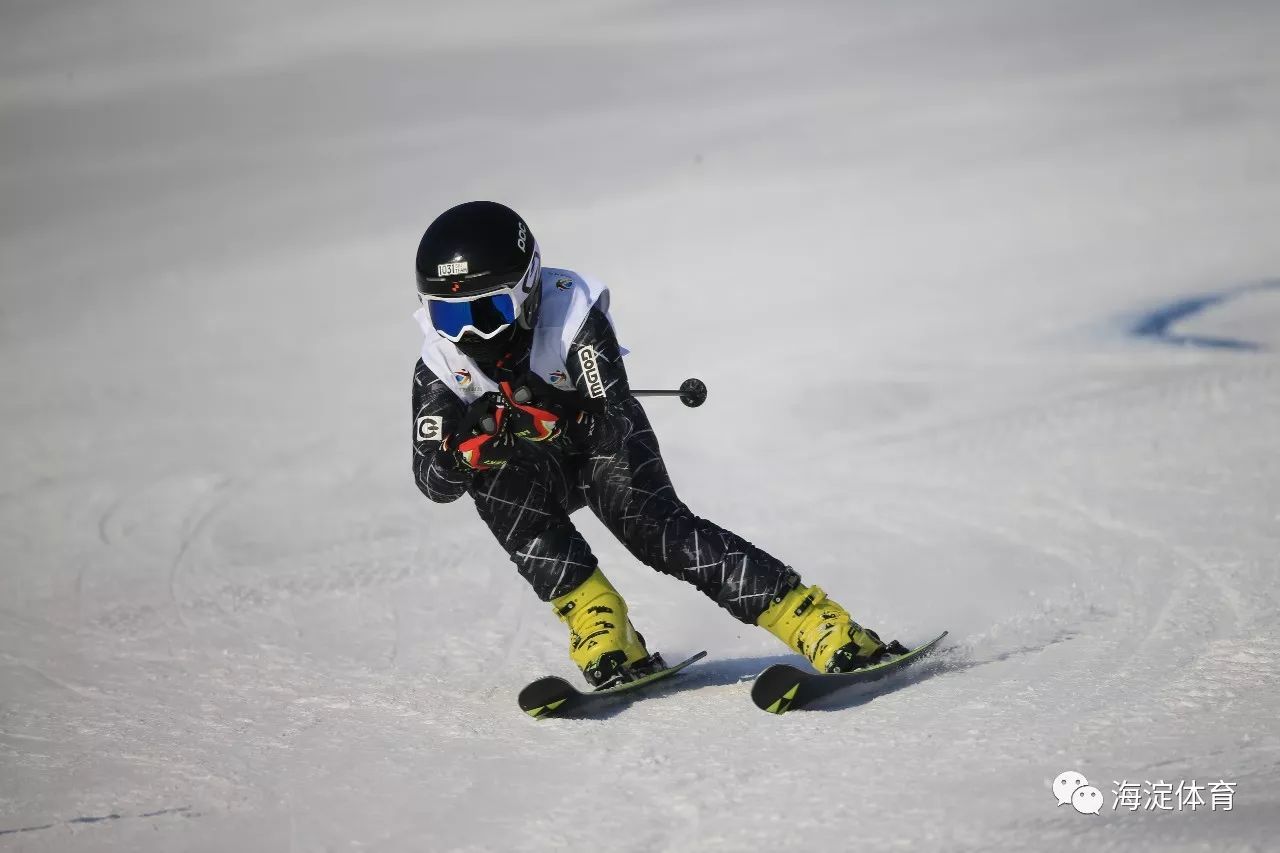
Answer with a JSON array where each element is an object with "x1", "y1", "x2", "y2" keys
[{"x1": 3, "y1": 1, "x2": 1280, "y2": 850}]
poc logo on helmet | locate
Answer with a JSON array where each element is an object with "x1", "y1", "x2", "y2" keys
[{"x1": 517, "y1": 221, "x2": 528, "y2": 252}]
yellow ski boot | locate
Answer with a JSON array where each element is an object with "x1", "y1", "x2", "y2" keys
[
  {"x1": 757, "y1": 584, "x2": 904, "y2": 673},
  {"x1": 552, "y1": 568, "x2": 660, "y2": 688}
]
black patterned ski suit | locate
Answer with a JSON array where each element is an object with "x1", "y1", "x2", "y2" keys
[{"x1": 411, "y1": 306, "x2": 799, "y2": 624}]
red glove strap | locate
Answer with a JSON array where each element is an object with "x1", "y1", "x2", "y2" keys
[
  {"x1": 500, "y1": 381, "x2": 560, "y2": 441},
  {"x1": 455, "y1": 408, "x2": 506, "y2": 469}
]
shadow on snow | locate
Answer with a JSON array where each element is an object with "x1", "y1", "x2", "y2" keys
[{"x1": 1128, "y1": 279, "x2": 1280, "y2": 350}]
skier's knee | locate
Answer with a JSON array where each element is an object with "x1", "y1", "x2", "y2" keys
[
  {"x1": 618, "y1": 499, "x2": 684, "y2": 540},
  {"x1": 507, "y1": 519, "x2": 575, "y2": 557}
]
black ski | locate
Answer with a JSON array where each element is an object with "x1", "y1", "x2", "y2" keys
[
  {"x1": 751, "y1": 631, "x2": 949, "y2": 714},
  {"x1": 518, "y1": 651, "x2": 707, "y2": 719}
]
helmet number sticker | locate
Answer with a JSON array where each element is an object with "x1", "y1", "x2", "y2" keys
[
  {"x1": 416, "y1": 415, "x2": 443, "y2": 443},
  {"x1": 437, "y1": 261, "x2": 468, "y2": 277},
  {"x1": 578, "y1": 346, "x2": 607, "y2": 399}
]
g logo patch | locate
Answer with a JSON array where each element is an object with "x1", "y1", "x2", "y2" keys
[{"x1": 416, "y1": 415, "x2": 443, "y2": 443}]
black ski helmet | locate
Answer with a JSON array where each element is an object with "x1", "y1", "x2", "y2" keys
[{"x1": 415, "y1": 201, "x2": 542, "y2": 336}]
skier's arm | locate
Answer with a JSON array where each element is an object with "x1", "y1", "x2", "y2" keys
[
  {"x1": 565, "y1": 304, "x2": 632, "y2": 407},
  {"x1": 557, "y1": 305, "x2": 641, "y2": 453},
  {"x1": 411, "y1": 359, "x2": 473, "y2": 503}
]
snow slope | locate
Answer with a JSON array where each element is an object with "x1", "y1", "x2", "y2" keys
[{"x1": 2, "y1": 1, "x2": 1279, "y2": 849}]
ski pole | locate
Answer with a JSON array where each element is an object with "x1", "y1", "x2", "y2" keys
[{"x1": 631, "y1": 378, "x2": 708, "y2": 408}]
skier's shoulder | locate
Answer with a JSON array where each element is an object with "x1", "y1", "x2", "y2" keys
[
  {"x1": 540, "y1": 266, "x2": 608, "y2": 301},
  {"x1": 416, "y1": 334, "x2": 450, "y2": 372},
  {"x1": 412, "y1": 328, "x2": 461, "y2": 391},
  {"x1": 538, "y1": 265, "x2": 612, "y2": 329},
  {"x1": 413, "y1": 353, "x2": 451, "y2": 390}
]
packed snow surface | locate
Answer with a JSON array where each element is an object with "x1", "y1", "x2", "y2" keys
[{"x1": 2, "y1": 1, "x2": 1279, "y2": 850}]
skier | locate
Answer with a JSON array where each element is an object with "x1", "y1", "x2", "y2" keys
[{"x1": 411, "y1": 201, "x2": 905, "y2": 687}]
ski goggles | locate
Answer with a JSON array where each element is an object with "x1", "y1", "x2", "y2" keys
[{"x1": 424, "y1": 290, "x2": 519, "y2": 342}]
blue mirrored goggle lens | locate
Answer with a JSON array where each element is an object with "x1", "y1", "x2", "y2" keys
[{"x1": 428, "y1": 292, "x2": 517, "y2": 338}]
